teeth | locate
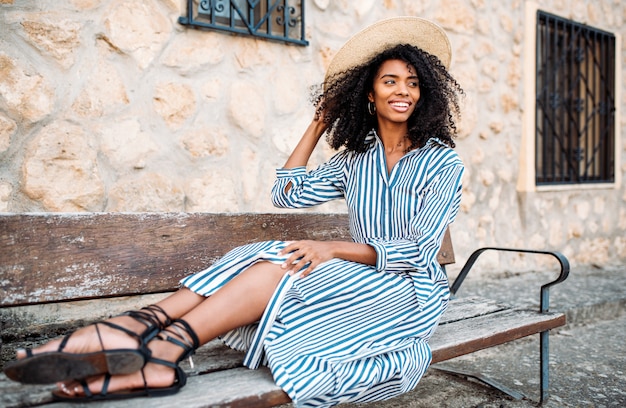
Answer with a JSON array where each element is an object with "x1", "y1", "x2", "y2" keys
[{"x1": 391, "y1": 102, "x2": 409, "y2": 107}]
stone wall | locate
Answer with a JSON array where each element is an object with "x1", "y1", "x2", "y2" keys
[{"x1": 1, "y1": 0, "x2": 625, "y2": 271}]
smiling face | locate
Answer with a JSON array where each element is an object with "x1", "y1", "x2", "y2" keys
[{"x1": 368, "y1": 59, "x2": 421, "y2": 127}]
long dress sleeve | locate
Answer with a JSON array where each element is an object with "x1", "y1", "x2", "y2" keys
[{"x1": 271, "y1": 150, "x2": 349, "y2": 208}]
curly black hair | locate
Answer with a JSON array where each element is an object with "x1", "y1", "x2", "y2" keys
[{"x1": 315, "y1": 44, "x2": 464, "y2": 152}]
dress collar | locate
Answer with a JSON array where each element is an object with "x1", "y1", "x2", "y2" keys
[{"x1": 366, "y1": 129, "x2": 442, "y2": 156}]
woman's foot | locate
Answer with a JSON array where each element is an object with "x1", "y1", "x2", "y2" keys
[
  {"x1": 4, "y1": 305, "x2": 172, "y2": 384},
  {"x1": 53, "y1": 319, "x2": 199, "y2": 401},
  {"x1": 16, "y1": 316, "x2": 144, "y2": 359}
]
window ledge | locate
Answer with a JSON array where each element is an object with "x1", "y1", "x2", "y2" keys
[{"x1": 535, "y1": 182, "x2": 619, "y2": 192}]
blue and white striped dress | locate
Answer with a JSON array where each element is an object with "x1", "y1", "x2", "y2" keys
[{"x1": 181, "y1": 130, "x2": 464, "y2": 407}]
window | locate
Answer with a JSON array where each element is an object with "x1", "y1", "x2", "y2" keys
[
  {"x1": 535, "y1": 11, "x2": 616, "y2": 185},
  {"x1": 179, "y1": 0, "x2": 308, "y2": 46}
]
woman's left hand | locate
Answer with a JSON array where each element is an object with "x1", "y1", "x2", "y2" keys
[{"x1": 279, "y1": 240, "x2": 335, "y2": 278}]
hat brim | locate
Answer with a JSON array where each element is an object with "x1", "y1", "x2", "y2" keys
[{"x1": 324, "y1": 17, "x2": 451, "y2": 83}]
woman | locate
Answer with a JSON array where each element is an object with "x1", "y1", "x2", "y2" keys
[{"x1": 4, "y1": 16, "x2": 464, "y2": 407}]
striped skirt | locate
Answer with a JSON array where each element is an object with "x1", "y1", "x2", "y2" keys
[{"x1": 180, "y1": 241, "x2": 449, "y2": 408}]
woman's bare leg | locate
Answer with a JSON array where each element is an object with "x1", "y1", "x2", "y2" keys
[
  {"x1": 178, "y1": 261, "x2": 286, "y2": 344},
  {"x1": 59, "y1": 261, "x2": 286, "y2": 396}
]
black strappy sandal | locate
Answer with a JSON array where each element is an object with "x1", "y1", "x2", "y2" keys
[
  {"x1": 3, "y1": 304, "x2": 172, "y2": 385},
  {"x1": 51, "y1": 319, "x2": 200, "y2": 402},
  {"x1": 116, "y1": 304, "x2": 173, "y2": 347}
]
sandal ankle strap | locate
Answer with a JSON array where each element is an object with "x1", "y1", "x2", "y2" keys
[
  {"x1": 158, "y1": 319, "x2": 199, "y2": 350},
  {"x1": 156, "y1": 318, "x2": 200, "y2": 368},
  {"x1": 128, "y1": 305, "x2": 173, "y2": 331},
  {"x1": 142, "y1": 305, "x2": 173, "y2": 328},
  {"x1": 116, "y1": 304, "x2": 173, "y2": 344},
  {"x1": 171, "y1": 319, "x2": 200, "y2": 349}
]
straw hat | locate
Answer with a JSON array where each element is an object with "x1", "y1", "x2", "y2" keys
[{"x1": 325, "y1": 16, "x2": 451, "y2": 82}]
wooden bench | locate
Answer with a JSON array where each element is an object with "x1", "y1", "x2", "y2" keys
[{"x1": 0, "y1": 213, "x2": 569, "y2": 407}]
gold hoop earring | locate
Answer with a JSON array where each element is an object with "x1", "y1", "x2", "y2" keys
[{"x1": 367, "y1": 101, "x2": 376, "y2": 116}]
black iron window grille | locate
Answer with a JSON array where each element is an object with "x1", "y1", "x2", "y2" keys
[
  {"x1": 179, "y1": 0, "x2": 308, "y2": 46},
  {"x1": 535, "y1": 11, "x2": 616, "y2": 185}
]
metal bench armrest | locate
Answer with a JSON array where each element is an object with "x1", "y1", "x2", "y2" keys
[{"x1": 449, "y1": 247, "x2": 570, "y2": 313}]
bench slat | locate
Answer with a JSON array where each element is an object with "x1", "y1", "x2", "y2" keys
[
  {"x1": 0, "y1": 213, "x2": 351, "y2": 306},
  {"x1": 0, "y1": 376, "x2": 55, "y2": 408},
  {"x1": 0, "y1": 368, "x2": 289, "y2": 408},
  {"x1": 179, "y1": 297, "x2": 561, "y2": 373},
  {"x1": 439, "y1": 296, "x2": 507, "y2": 323},
  {"x1": 431, "y1": 309, "x2": 566, "y2": 363},
  {"x1": 70, "y1": 368, "x2": 289, "y2": 408},
  {"x1": 0, "y1": 213, "x2": 455, "y2": 307}
]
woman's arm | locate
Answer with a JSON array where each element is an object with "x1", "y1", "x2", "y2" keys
[
  {"x1": 271, "y1": 115, "x2": 345, "y2": 207},
  {"x1": 282, "y1": 116, "x2": 327, "y2": 170},
  {"x1": 276, "y1": 114, "x2": 376, "y2": 276}
]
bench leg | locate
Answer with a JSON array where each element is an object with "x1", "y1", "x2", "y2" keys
[
  {"x1": 431, "y1": 366, "x2": 525, "y2": 400},
  {"x1": 540, "y1": 330, "x2": 549, "y2": 404},
  {"x1": 433, "y1": 330, "x2": 553, "y2": 404}
]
